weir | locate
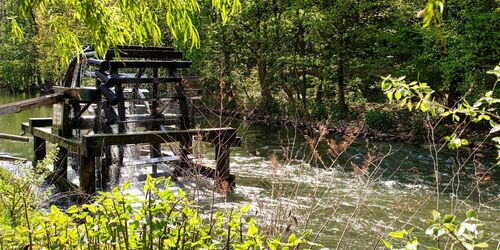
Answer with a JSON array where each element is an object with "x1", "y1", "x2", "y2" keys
[{"x1": 0, "y1": 46, "x2": 240, "y2": 194}]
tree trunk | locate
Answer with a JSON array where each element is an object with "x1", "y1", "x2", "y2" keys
[
  {"x1": 316, "y1": 75, "x2": 323, "y2": 103},
  {"x1": 337, "y1": 29, "x2": 347, "y2": 112},
  {"x1": 257, "y1": 57, "x2": 273, "y2": 104}
]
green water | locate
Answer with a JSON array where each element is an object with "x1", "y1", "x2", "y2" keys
[
  {"x1": 0, "y1": 89, "x2": 52, "y2": 158},
  {"x1": 0, "y1": 89, "x2": 499, "y2": 249}
]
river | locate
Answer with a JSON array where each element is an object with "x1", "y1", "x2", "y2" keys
[{"x1": 0, "y1": 89, "x2": 499, "y2": 249}]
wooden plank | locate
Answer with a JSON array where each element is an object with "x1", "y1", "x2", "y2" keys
[
  {"x1": 0, "y1": 154, "x2": 28, "y2": 162},
  {"x1": 72, "y1": 115, "x2": 179, "y2": 129},
  {"x1": 105, "y1": 50, "x2": 183, "y2": 60},
  {"x1": 32, "y1": 127, "x2": 83, "y2": 155},
  {"x1": 82, "y1": 128, "x2": 238, "y2": 154},
  {"x1": 87, "y1": 60, "x2": 192, "y2": 71},
  {"x1": 115, "y1": 45, "x2": 176, "y2": 51},
  {"x1": 0, "y1": 132, "x2": 30, "y2": 142},
  {"x1": 0, "y1": 93, "x2": 64, "y2": 116},
  {"x1": 120, "y1": 77, "x2": 182, "y2": 84},
  {"x1": 127, "y1": 156, "x2": 180, "y2": 166}
]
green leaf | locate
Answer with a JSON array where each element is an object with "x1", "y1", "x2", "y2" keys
[
  {"x1": 432, "y1": 210, "x2": 441, "y2": 220},
  {"x1": 50, "y1": 205, "x2": 60, "y2": 214},
  {"x1": 466, "y1": 210, "x2": 474, "y2": 218},
  {"x1": 387, "y1": 91, "x2": 394, "y2": 102},
  {"x1": 248, "y1": 223, "x2": 258, "y2": 236},
  {"x1": 382, "y1": 239, "x2": 392, "y2": 249},
  {"x1": 388, "y1": 231, "x2": 405, "y2": 239},
  {"x1": 395, "y1": 90, "x2": 402, "y2": 100},
  {"x1": 240, "y1": 204, "x2": 251, "y2": 213},
  {"x1": 443, "y1": 214, "x2": 455, "y2": 223},
  {"x1": 66, "y1": 205, "x2": 79, "y2": 214},
  {"x1": 420, "y1": 100, "x2": 429, "y2": 112},
  {"x1": 474, "y1": 242, "x2": 489, "y2": 248},
  {"x1": 287, "y1": 233, "x2": 299, "y2": 245}
]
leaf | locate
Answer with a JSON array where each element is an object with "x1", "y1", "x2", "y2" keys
[
  {"x1": 466, "y1": 210, "x2": 474, "y2": 218},
  {"x1": 382, "y1": 239, "x2": 392, "y2": 249},
  {"x1": 50, "y1": 205, "x2": 60, "y2": 214},
  {"x1": 490, "y1": 124, "x2": 500, "y2": 134},
  {"x1": 420, "y1": 100, "x2": 429, "y2": 112},
  {"x1": 443, "y1": 214, "x2": 455, "y2": 223},
  {"x1": 248, "y1": 223, "x2": 258, "y2": 236},
  {"x1": 388, "y1": 231, "x2": 405, "y2": 239},
  {"x1": 66, "y1": 205, "x2": 79, "y2": 214},
  {"x1": 395, "y1": 90, "x2": 402, "y2": 100},
  {"x1": 474, "y1": 242, "x2": 489, "y2": 248},
  {"x1": 287, "y1": 233, "x2": 299, "y2": 245},
  {"x1": 387, "y1": 91, "x2": 394, "y2": 102},
  {"x1": 432, "y1": 210, "x2": 441, "y2": 220},
  {"x1": 240, "y1": 204, "x2": 251, "y2": 213}
]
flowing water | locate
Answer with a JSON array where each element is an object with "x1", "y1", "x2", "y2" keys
[{"x1": 1, "y1": 89, "x2": 499, "y2": 249}]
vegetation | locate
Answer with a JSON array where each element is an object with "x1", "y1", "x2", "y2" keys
[
  {"x1": 384, "y1": 210, "x2": 490, "y2": 250},
  {"x1": 0, "y1": 169, "x2": 317, "y2": 249},
  {"x1": 180, "y1": 0, "x2": 499, "y2": 117}
]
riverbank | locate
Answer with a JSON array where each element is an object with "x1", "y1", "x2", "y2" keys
[{"x1": 208, "y1": 103, "x2": 487, "y2": 141}]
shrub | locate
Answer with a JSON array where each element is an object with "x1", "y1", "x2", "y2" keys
[
  {"x1": 328, "y1": 102, "x2": 359, "y2": 121},
  {"x1": 0, "y1": 175, "x2": 318, "y2": 249},
  {"x1": 384, "y1": 210, "x2": 490, "y2": 250},
  {"x1": 365, "y1": 109, "x2": 397, "y2": 131}
]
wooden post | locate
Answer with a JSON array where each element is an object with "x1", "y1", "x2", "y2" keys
[
  {"x1": 94, "y1": 76, "x2": 111, "y2": 189},
  {"x1": 215, "y1": 131, "x2": 233, "y2": 192},
  {"x1": 54, "y1": 101, "x2": 71, "y2": 181},
  {"x1": 79, "y1": 154, "x2": 96, "y2": 194},
  {"x1": 173, "y1": 68, "x2": 192, "y2": 175},
  {"x1": 113, "y1": 66, "x2": 126, "y2": 183},
  {"x1": 150, "y1": 68, "x2": 161, "y2": 174},
  {"x1": 33, "y1": 136, "x2": 46, "y2": 166}
]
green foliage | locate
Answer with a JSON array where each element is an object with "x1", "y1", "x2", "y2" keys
[
  {"x1": 0, "y1": 175, "x2": 318, "y2": 249},
  {"x1": 365, "y1": 109, "x2": 397, "y2": 131},
  {"x1": 384, "y1": 210, "x2": 490, "y2": 250},
  {"x1": 10, "y1": 0, "x2": 241, "y2": 62},
  {"x1": 328, "y1": 102, "x2": 359, "y2": 121},
  {"x1": 381, "y1": 64, "x2": 500, "y2": 162},
  {"x1": 312, "y1": 101, "x2": 328, "y2": 120},
  {"x1": 0, "y1": 147, "x2": 56, "y2": 228}
]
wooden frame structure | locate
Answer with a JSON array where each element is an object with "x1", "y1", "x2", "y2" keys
[{"x1": 20, "y1": 46, "x2": 240, "y2": 194}]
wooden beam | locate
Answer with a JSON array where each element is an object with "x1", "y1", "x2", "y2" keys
[
  {"x1": 0, "y1": 154, "x2": 27, "y2": 162},
  {"x1": 82, "y1": 128, "x2": 238, "y2": 155},
  {"x1": 115, "y1": 45, "x2": 176, "y2": 51},
  {"x1": 120, "y1": 77, "x2": 182, "y2": 84},
  {"x1": 31, "y1": 127, "x2": 83, "y2": 155},
  {"x1": 105, "y1": 50, "x2": 183, "y2": 60},
  {"x1": 87, "y1": 60, "x2": 192, "y2": 71},
  {"x1": 0, "y1": 132, "x2": 30, "y2": 142},
  {"x1": 0, "y1": 93, "x2": 64, "y2": 116}
]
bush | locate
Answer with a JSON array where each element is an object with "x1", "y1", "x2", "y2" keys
[
  {"x1": 328, "y1": 102, "x2": 359, "y2": 121},
  {"x1": 0, "y1": 175, "x2": 318, "y2": 249},
  {"x1": 365, "y1": 109, "x2": 397, "y2": 131},
  {"x1": 311, "y1": 102, "x2": 328, "y2": 120}
]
